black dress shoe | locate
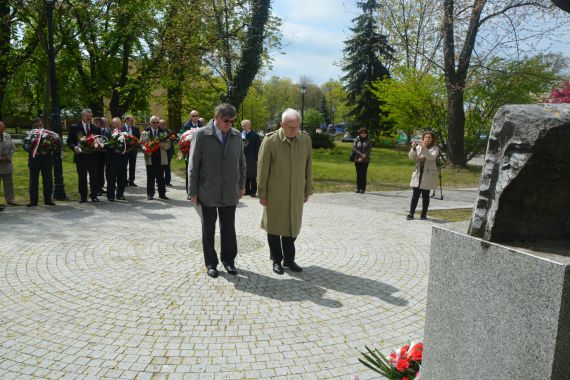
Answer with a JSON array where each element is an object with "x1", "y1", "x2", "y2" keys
[
  {"x1": 159, "y1": 195, "x2": 169, "y2": 200},
  {"x1": 108, "y1": 198, "x2": 116, "y2": 202},
  {"x1": 117, "y1": 196, "x2": 126, "y2": 200},
  {"x1": 45, "y1": 201, "x2": 56, "y2": 206},
  {"x1": 223, "y1": 262, "x2": 238, "y2": 275},
  {"x1": 129, "y1": 182, "x2": 138, "y2": 187},
  {"x1": 406, "y1": 214, "x2": 414, "y2": 220},
  {"x1": 79, "y1": 199, "x2": 87, "y2": 203},
  {"x1": 284, "y1": 261, "x2": 303, "y2": 272},
  {"x1": 147, "y1": 196, "x2": 154, "y2": 200},
  {"x1": 420, "y1": 214, "x2": 427, "y2": 220},
  {"x1": 273, "y1": 262, "x2": 284, "y2": 275},
  {"x1": 165, "y1": 183, "x2": 173, "y2": 187},
  {"x1": 91, "y1": 198, "x2": 100, "y2": 203},
  {"x1": 207, "y1": 267, "x2": 219, "y2": 278},
  {"x1": 26, "y1": 203, "x2": 37, "y2": 207}
]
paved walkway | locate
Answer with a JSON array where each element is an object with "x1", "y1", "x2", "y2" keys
[{"x1": 0, "y1": 159, "x2": 477, "y2": 379}]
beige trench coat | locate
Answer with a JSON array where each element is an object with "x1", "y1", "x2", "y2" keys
[
  {"x1": 0, "y1": 132, "x2": 15, "y2": 175},
  {"x1": 409, "y1": 144, "x2": 439, "y2": 190},
  {"x1": 141, "y1": 131, "x2": 170, "y2": 166},
  {"x1": 257, "y1": 128, "x2": 313, "y2": 237}
]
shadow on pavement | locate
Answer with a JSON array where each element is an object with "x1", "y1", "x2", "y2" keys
[
  {"x1": 288, "y1": 265, "x2": 409, "y2": 306},
  {"x1": 224, "y1": 265, "x2": 409, "y2": 308},
  {"x1": 224, "y1": 268, "x2": 343, "y2": 308}
]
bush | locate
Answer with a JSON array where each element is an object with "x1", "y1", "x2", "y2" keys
[{"x1": 310, "y1": 132, "x2": 335, "y2": 149}]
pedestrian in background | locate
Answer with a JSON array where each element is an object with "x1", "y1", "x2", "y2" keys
[
  {"x1": 352, "y1": 128, "x2": 371, "y2": 194},
  {"x1": 257, "y1": 108, "x2": 313, "y2": 275},
  {"x1": 406, "y1": 131, "x2": 439, "y2": 220},
  {"x1": 241, "y1": 119, "x2": 261, "y2": 197},
  {"x1": 0, "y1": 120, "x2": 17, "y2": 206}
]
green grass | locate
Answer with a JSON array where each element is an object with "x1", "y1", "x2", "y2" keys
[
  {"x1": 428, "y1": 208, "x2": 473, "y2": 222},
  {"x1": 2, "y1": 143, "x2": 482, "y2": 204}
]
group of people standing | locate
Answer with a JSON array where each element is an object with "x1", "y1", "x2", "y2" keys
[
  {"x1": 188, "y1": 104, "x2": 312, "y2": 278},
  {"x1": 66, "y1": 109, "x2": 175, "y2": 203}
]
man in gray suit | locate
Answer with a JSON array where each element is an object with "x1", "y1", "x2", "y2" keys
[{"x1": 188, "y1": 103, "x2": 246, "y2": 278}]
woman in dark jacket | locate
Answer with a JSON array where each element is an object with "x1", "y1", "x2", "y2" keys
[{"x1": 352, "y1": 128, "x2": 372, "y2": 193}]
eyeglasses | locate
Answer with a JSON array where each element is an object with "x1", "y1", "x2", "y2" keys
[
  {"x1": 191, "y1": 115, "x2": 199, "y2": 118},
  {"x1": 223, "y1": 119, "x2": 236, "y2": 124},
  {"x1": 151, "y1": 121, "x2": 159, "y2": 124}
]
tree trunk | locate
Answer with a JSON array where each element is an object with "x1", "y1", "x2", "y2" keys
[
  {"x1": 0, "y1": 0, "x2": 11, "y2": 121},
  {"x1": 167, "y1": 82, "x2": 183, "y2": 131},
  {"x1": 222, "y1": 0, "x2": 270, "y2": 109},
  {"x1": 446, "y1": 84, "x2": 466, "y2": 166}
]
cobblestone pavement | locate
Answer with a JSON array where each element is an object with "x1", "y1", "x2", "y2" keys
[{"x1": 0, "y1": 158, "x2": 477, "y2": 379}]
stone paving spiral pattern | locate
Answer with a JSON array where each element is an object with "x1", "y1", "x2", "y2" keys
[{"x1": 0, "y1": 168, "x2": 475, "y2": 379}]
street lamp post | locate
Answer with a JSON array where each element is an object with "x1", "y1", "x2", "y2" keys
[
  {"x1": 300, "y1": 84, "x2": 306, "y2": 130},
  {"x1": 45, "y1": 0, "x2": 67, "y2": 200}
]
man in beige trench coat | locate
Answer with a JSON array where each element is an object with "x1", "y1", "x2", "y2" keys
[{"x1": 257, "y1": 108, "x2": 313, "y2": 275}]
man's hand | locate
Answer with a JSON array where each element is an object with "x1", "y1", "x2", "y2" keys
[
  {"x1": 239, "y1": 189, "x2": 244, "y2": 199},
  {"x1": 191, "y1": 195, "x2": 198, "y2": 205},
  {"x1": 260, "y1": 198, "x2": 267, "y2": 206},
  {"x1": 304, "y1": 195, "x2": 309, "y2": 203},
  {"x1": 73, "y1": 146, "x2": 81, "y2": 154}
]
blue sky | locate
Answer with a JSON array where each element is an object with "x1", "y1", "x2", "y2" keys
[
  {"x1": 266, "y1": 0, "x2": 359, "y2": 85},
  {"x1": 265, "y1": 1, "x2": 570, "y2": 85}
]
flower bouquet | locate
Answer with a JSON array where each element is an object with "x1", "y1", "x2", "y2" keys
[
  {"x1": 79, "y1": 134, "x2": 106, "y2": 153},
  {"x1": 359, "y1": 341, "x2": 423, "y2": 379},
  {"x1": 106, "y1": 130, "x2": 139, "y2": 154},
  {"x1": 178, "y1": 128, "x2": 197, "y2": 161},
  {"x1": 22, "y1": 129, "x2": 62, "y2": 157},
  {"x1": 141, "y1": 138, "x2": 161, "y2": 156}
]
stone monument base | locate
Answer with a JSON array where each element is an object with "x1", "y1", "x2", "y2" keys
[{"x1": 422, "y1": 226, "x2": 569, "y2": 379}]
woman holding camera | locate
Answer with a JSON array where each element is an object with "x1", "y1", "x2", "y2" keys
[
  {"x1": 352, "y1": 128, "x2": 372, "y2": 193},
  {"x1": 407, "y1": 131, "x2": 438, "y2": 220}
]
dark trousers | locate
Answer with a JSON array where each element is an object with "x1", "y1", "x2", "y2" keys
[
  {"x1": 28, "y1": 160, "x2": 53, "y2": 205},
  {"x1": 410, "y1": 187, "x2": 430, "y2": 216},
  {"x1": 97, "y1": 152, "x2": 106, "y2": 192},
  {"x1": 267, "y1": 234, "x2": 297, "y2": 264},
  {"x1": 164, "y1": 156, "x2": 172, "y2": 185},
  {"x1": 245, "y1": 177, "x2": 257, "y2": 195},
  {"x1": 355, "y1": 162, "x2": 369, "y2": 191},
  {"x1": 126, "y1": 151, "x2": 138, "y2": 184},
  {"x1": 146, "y1": 163, "x2": 166, "y2": 197},
  {"x1": 185, "y1": 160, "x2": 189, "y2": 193},
  {"x1": 76, "y1": 155, "x2": 98, "y2": 201},
  {"x1": 201, "y1": 205, "x2": 237, "y2": 268},
  {"x1": 106, "y1": 153, "x2": 127, "y2": 199}
]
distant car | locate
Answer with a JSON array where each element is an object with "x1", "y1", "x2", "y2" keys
[{"x1": 342, "y1": 134, "x2": 355, "y2": 143}]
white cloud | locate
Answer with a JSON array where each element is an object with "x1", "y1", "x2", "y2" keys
[{"x1": 267, "y1": 2, "x2": 359, "y2": 84}]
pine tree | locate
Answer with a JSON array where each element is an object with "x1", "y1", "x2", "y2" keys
[
  {"x1": 320, "y1": 96, "x2": 331, "y2": 125},
  {"x1": 342, "y1": 0, "x2": 394, "y2": 134}
]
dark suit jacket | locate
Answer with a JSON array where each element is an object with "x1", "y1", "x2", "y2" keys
[
  {"x1": 122, "y1": 125, "x2": 141, "y2": 139},
  {"x1": 180, "y1": 120, "x2": 202, "y2": 133},
  {"x1": 67, "y1": 123, "x2": 102, "y2": 163}
]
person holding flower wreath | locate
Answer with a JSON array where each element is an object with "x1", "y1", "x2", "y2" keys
[
  {"x1": 26, "y1": 118, "x2": 56, "y2": 207},
  {"x1": 104, "y1": 117, "x2": 129, "y2": 202},
  {"x1": 67, "y1": 108, "x2": 102, "y2": 203},
  {"x1": 142, "y1": 115, "x2": 169, "y2": 200},
  {"x1": 122, "y1": 115, "x2": 141, "y2": 187}
]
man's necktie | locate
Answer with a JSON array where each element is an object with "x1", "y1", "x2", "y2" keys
[
  {"x1": 85, "y1": 124, "x2": 90, "y2": 135},
  {"x1": 222, "y1": 132, "x2": 227, "y2": 144}
]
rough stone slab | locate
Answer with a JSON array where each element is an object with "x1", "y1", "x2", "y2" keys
[
  {"x1": 469, "y1": 104, "x2": 570, "y2": 242},
  {"x1": 422, "y1": 226, "x2": 570, "y2": 379}
]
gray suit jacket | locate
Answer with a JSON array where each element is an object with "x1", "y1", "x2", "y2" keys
[
  {"x1": 188, "y1": 121, "x2": 246, "y2": 207},
  {"x1": 0, "y1": 132, "x2": 15, "y2": 175}
]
